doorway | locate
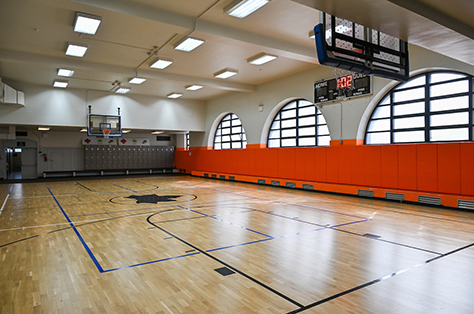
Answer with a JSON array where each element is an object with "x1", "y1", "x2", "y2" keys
[{"x1": 2, "y1": 139, "x2": 38, "y2": 180}]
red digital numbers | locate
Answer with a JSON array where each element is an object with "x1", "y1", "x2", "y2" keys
[{"x1": 337, "y1": 74, "x2": 353, "y2": 89}]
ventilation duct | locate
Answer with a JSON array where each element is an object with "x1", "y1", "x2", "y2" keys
[{"x1": 0, "y1": 78, "x2": 25, "y2": 106}]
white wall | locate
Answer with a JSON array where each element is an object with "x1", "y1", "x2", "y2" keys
[
  {"x1": 0, "y1": 84, "x2": 206, "y2": 132},
  {"x1": 202, "y1": 44, "x2": 474, "y2": 147}
]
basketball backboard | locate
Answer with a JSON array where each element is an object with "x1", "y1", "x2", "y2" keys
[
  {"x1": 314, "y1": 13, "x2": 409, "y2": 81},
  {"x1": 87, "y1": 114, "x2": 122, "y2": 137}
]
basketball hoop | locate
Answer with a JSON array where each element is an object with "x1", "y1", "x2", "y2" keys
[{"x1": 102, "y1": 129, "x2": 111, "y2": 138}]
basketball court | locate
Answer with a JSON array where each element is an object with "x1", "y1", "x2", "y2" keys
[{"x1": 1, "y1": 175, "x2": 473, "y2": 313}]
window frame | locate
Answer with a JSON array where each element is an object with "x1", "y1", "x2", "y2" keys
[
  {"x1": 365, "y1": 70, "x2": 474, "y2": 145},
  {"x1": 267, "y1": 99, "x2": 330, "y2": 148},
  {"x1": 213, "y1": 113, "x2": 247, "y2": 150}
]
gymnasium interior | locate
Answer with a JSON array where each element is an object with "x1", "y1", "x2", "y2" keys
[{"x1": 1, "y1": 0, "x2": 474, "y2": 313}]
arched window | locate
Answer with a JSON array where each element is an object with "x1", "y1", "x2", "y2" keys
[
  {"x1": 267, "y1": 99, "x2": 330, "y2": 148},
  {"x1": 366, "y1": 70, "x2": 474, "y2": 144},
  {"x1": 213, "y1": 113, "x2": 247, "y2": 149}
]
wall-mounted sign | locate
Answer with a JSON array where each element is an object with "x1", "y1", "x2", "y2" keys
[{"x1": 118, "y1": 138, "x2": 150, "y2": 146}]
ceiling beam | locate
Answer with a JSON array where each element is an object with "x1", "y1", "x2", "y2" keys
[
  {"x1": 69, "y1": 0, "x2": 318, "y2": 63},
  {"x1": 0, "y1": 48, "x2": 256, "y2": 92}
]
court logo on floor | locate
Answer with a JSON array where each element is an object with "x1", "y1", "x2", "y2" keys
[
  {"x1": 109, "y1": 193, "x2": 197, "y2": 204},
  {"x1": 126, "y1": 194, "x2": 181, "y2": 204}
]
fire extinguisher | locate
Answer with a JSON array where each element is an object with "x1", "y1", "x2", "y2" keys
[{"x1": 41, "y1": 153, "x2": 47, "y2": 161}]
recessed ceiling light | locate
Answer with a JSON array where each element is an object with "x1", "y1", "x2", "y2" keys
[
  {"x1": 122, "y1": 129, "x2": 131, "y2": 133},
  {"x1": 80, "y1": 128, "x2": 88, "y2": 132},
  {"x1": 53, "y1": 80, "x2": 68, "y2": 88},
  {"x1": 214, "y1": 68, "x2": 238, "y2": 79},
  {"x1": 57, "y1": 68, "x2": 75, "y2": 77},
  {"x1": 115, "y1": 87, "x2": 131, "y2": 94},
  {"x1": 224, "y1": 0, "x2": 270, "y2": 18},
  {"x1": 74, "y1": 12, "x2": 102, "y2": 35},
  {"x1": 247, "y1": 53, "x2": 278, "y2": 65},
  {"x1": 174, "y1": 37, "x2": 205, "y2": 52},
  {"x1": 150, "y1": 58, "x2": 173, "y2": 69},
  {"x1": 151, "y1": 131, "x2": 164, "y2": 134},
  {"x1": 38, "y1": 127, "x2": 50, "y2": 131},
  {"x1": 167, "y1": 92, "x2": 183, "y2": 99},
  {"x1": 66, "y1": 42, "x2": 88, "y2": 57},
  {"x1": 128, "y1": 77, "x2": 146, "y2": 84},
  {"x1": 185, "y1": 84, "x2": 203, "y2": 91}
]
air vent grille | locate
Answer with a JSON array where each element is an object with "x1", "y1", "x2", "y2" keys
[
  {"x1": 302, "y1": 184, "x2": 314, "y2": 190},
  {"x1": 358, "y1": 190, "x2": 374, "y2": 197},
  {"x1": 458, "y1": 200, "x2": 474, "y2": 210},
  {"x1": 418, "y1": 195, "x2": 441, "y2": 206},
  {"x1": 385, "y1": 192, "x2": 404, "y2": 201},
  {"x1": 258, "y1": 179, "x2": 266, "y2": 185},
  {"x1": 286, "y1": 182, "x2": 296, "y2": 188}
]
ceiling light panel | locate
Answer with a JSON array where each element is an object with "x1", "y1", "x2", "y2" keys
[
  {"x1": 224, "y1": 0, "x2": 270, "y2": 18},
  {"x1": 57, "y1": 69, "x2": 74, "y2": 77},
  {"x1": 247, "y1": 53, "x2": 278, "y2": 65},
  {"x1": 66, "y1": 42, "x2": 88, "y2": 57},
  {"x1": 150, "y1": 58, "x2": 173, "y2": 69},
  {"x1": 128, "y1": 78, "x2": 146, "y2": 84},
  {"x1": 174, "y1": 37, "x2": 205, "y2": 52},
  {"x1": 185, "y1": 85, "x2": 203, "y2": 91},
  {"x1": 151, "y1": 131, "x2": 164, "y2": 134},
  {"x1": 167, "y1": 92, "x2": 183, "y2": 99},
  {"x1": 122, "y1": 130, "x2": 131, "y2": 133},
  {"x1": 38, "y1": 127, "x2": 50, "y2": 131},
  {"x1": 115, "y1": 87, "x2": 131, "y2": 94},
  {"x1": 53, "y1": 80, "x2": 68, "y2": 88},
  {"x1": 214, "y1": 68, "x2": 238, "y2": 79},
  {"x1": 74, "y1": 12, "x2": 102, "y2": 35}
]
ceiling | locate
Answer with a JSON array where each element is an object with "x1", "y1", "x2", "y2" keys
[{"x1": 0, "y1": 0, "x2": 474, "y2": 102}]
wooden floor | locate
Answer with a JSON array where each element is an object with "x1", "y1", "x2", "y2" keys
[{"x1": 1, "y1": 175, "x2": 473, "y2": 314}]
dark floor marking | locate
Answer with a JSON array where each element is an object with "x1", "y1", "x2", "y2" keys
[
  {"x1": 126, "y1": 194, "x2": 182, "y2": 204},
  {"x1": 215, "y1": 267, "x2": 235, "y2": 276},
  {"x1": 146, "y1": 213, "x2": 304, "y2": 308},
  {"x1": 76, "y1": 182, "x2": 93, "y2": 191},
  {"x1": 286, "y1": 242, "x2": 474, "y2": 313},
  {"x1": 185, "y1": 249, "x2": 197, "y2": 253},
  {"x1": 164, "y1": 237, "x2": 173, "y2": 240},
  {"x1": 334, "y1": 228, "x2": 442, "y2": 255},
  {"x1": 363, "y1": 233, "x2": 382, "y2": 239},
  {"x1": 0, "y1": 234, "x2": 39, "y2": 248}
]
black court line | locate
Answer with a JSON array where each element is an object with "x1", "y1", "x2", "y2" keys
[
  {"x1": 286, "y1": 242, "x2": 474, "y2": 313},
  {"x1": 146, "y1": 213, "x2": 304, "y2": 309},
  {"x1": 252, "y1": 208, "x2": 442, "y2": 256},
  {"x1": 76, "y1": 182, "x2": 93, "y2": 191}
]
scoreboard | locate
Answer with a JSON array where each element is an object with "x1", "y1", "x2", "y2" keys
[{"x1": 314, "y1": 73, "x2": 371, "y2": 104}]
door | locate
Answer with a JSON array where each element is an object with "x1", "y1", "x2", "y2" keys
[{"x1": 21, "y1": 147, "x2": 37, "y2": 179}]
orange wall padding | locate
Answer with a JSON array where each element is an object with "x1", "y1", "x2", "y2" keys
[{"x1": 175, "y1": 142, "x2": 474, "y2": 197}]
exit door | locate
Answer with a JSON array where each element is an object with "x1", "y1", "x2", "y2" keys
[{"x1": 21, "y1": 147, "x2": 37, "y2": 179}]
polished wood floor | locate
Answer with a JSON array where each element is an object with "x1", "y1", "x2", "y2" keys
[{"x1": 1, "y1": 175, "x2": 473, "y2": 313}]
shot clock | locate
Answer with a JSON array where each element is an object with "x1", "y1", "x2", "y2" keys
[{"x1": 314, "y1": 73, "x2": 371, "y2": 104}]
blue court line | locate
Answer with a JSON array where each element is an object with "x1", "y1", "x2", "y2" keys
[
  {"x1": 102, "y1": 252, "x2": 201, "y2": 273},
  {"x1": 330, "y1": 219, "x2": 372, "y2": 229},
  {"x1": 206, "y1": 238, "x2": 274, "y2": 252},
  {"x1": 48, "y1": 188, "x2": 104, "y2": 273},
  {"x1": 112, "y1": 184, "x2": 138, "y2": 193},
  {"x1": 178, "y1": 205, "x2": 272, "y2": 238}
]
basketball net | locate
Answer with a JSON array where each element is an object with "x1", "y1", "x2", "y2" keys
[{"x1": 102, "y1": 129, "x2": 111, "y2": 139}]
